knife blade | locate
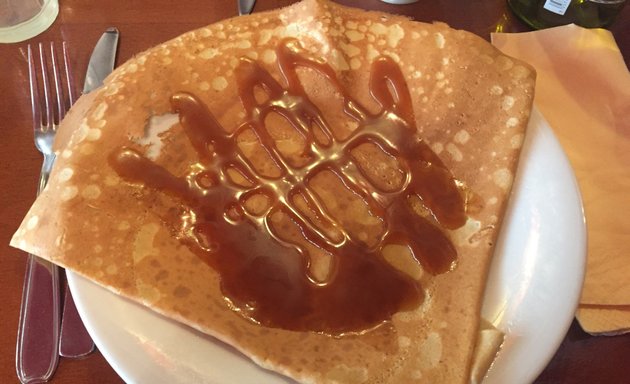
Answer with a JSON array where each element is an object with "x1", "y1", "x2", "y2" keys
[
  {"x1": 82, "y1": 27, "x2": 119, "y2": 94},
  {"x1": 58, "y1": 27, "x2": 119, "y2": 358},
  {"x1": 238, "y1": 0, "x2": 256, "y2": 15}
]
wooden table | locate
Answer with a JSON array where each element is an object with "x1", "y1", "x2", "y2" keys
[{"x1": 1, "y1": 1, "x2": 628, "y2": 383}]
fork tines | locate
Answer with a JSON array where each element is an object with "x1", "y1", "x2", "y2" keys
[{"x1": 28, "y1": 42, "x2": 75, "y2": 130}]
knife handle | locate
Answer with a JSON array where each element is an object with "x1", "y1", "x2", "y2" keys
[
  {"x1": 16, "y1": 255, "x2": 61, "y2": 384},
  {"x1": 59, "y1": 278, "x2": 95, "y2": 357}
]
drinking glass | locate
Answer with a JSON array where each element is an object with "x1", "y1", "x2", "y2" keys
[{"x1": 0, "y1": 0, "x2": 59, "y2": 43}]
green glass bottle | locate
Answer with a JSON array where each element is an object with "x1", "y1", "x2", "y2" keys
[{"x1": 508, "y1": 0, "x2": 627, "y2": 29}]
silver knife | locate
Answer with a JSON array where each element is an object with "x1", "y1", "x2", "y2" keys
[
  {"x1": 58, "y1": 27, "x2": 119, "y2": 358},
  {"x1": 82, "y1": 27, "x2": 119, "y2": 93},
  {"x1": 238, "y1": 0, "x2": 256, "y2": 15}
]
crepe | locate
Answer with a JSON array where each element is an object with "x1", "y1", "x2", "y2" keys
[{"x1": 11, "y1": 0, "x2": 535, "y2": 382}]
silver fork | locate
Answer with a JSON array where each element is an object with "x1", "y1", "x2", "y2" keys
[{"x1": 16, "y1": 42, "x2": 92, "y2": 384}]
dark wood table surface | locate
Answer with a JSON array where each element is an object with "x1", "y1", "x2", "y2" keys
[{"x1": 1, "y1": 1, "x2": 628, "y2": 383}]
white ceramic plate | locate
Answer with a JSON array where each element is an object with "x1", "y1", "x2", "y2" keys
[{"x1": 68, "y1": 108, "x2": 586, "y2": 384}]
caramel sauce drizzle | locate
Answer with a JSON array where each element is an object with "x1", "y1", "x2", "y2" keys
[{"x1": 110, "y1": 38, "x2": 467, "y2": 334}]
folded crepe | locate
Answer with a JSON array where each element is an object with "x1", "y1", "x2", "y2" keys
[{"x1": 11, "y1": 0, "x2": 535, "y2": 382}]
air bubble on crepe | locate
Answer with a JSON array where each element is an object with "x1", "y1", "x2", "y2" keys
[
  {"x1": 501, "y1": 96, "x2": 515, "y2": 111},
  {"x1": 417, "y1": 331, "x2": 443, "y2": 370},
  {"x1": 366, "y1": 44, "x2": 380, "y2": 62},
  {"x1": 262, "y1": 49, "x2": 277, "y2": 64},
  {"x1": 492, "y1": 168, "x2": 512, "y2": 190},
  {"x1": 236, "y1": 40, "x2": 252, "y2": 50},
  {"x1": 325, "y1": 364, "x2": 368, "y2": 383},
  {"x1": 495, "y1": 56, "x2": 514, "y2": 71},
  {"x1": 61, "y1": 185, "x2": 79, "y2": 201},
  {"x1": 103, "y1": 81, "x2": 123, "y2": 97},
  {"x1": 490, "y1": 85, "x2": 503, "y2": 95},
  {"x1": 211, "y1": 77, "x2": 228, "y2": 91},
  {"x1": 454, "y1": 129, "x2": 470, "y2": 145},
  {"x1": 339, "y1": 41, "x2": 361, "y2": 57},
  {"x1": 58, "y1": 167, "x2": 74, "y2": 182},
  {"x1": 330, "y1": 49, "x2": 350, "y2": 71},
  {"x1": 430, "y1": 142, "x2": 443, "y2": 155},
  {"x1": 434, "y1": 33, "x2": 445, "y2": 49},
  {"x1": 86, "y1": 128, "x2": 102, "y2": 141},
  {"x1": 509, "y1": 133, "x2": 524, "y2": 149},
  {"x1": 104, "y1": 174, "x2": 119, "y2": 186},
  {"x1": 510, "y1": 65, "x2": 531, "y2": 80},
  {"x1": 506, "y1": 117, "x2": 519, "y2": 128},
  {"x1": 198, "y1": 81, "x2": 210, "y2": 91},
  {"x1": 446, "y1": 143, "x2": 463, "y2": 162},
  {"x1": 26, "y1": 215, "x2": 39, "y2": 230},
  {"x1": 81, "y1": 184, "x2": 102, "y2": 200}
]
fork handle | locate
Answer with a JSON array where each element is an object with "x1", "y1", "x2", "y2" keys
[
  {"x1": 37, "y1": 154, "x2": 55, "y2": 195},
  {"x1": 16, "y1": 255, "x2": 61, "y2": 384},
  {"x1": 36, "y1": 153, "x2": 96, "y2": 357}
]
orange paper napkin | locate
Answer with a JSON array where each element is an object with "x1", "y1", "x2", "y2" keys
[{"x1": 492, "y1": 24, "x2": 630, "y2": 335}]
